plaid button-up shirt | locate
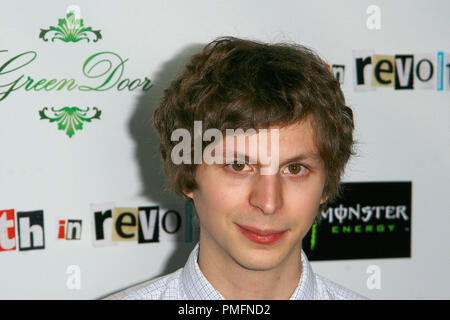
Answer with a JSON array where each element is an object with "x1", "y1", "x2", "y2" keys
[{"x1": 104, "y1": 243, "x2": 367, "y2": 300}]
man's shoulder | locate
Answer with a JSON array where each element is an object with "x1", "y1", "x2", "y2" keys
[
  {"x1": 102, "y1": 268, "x2": 184, "y2": 300},
  {"x1": 314, "y1": 274, "x2": 368, "y2": 300}
]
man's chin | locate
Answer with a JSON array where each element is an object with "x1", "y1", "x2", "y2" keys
[{"x1": 230, "y1": 247, "x2": 288, "y2": 272}]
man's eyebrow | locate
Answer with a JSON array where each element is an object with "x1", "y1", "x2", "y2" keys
[
  {"x1": 278, "y1": 153, "x2": 322, "y2": 167},
  {"x1": 224, "y1": 152, "x2": 322, "y2": 166}
]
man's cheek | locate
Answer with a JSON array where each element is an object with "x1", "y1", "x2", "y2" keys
[
  {"x1": 208, "y1": 189, "x2": 236, "y2": 210},
  {"x1": 210, "y1": 179, "x2": 246, "y2": 203},
  {"x1": 295, "y1": 191, "x2": 322, "y2": 214}
]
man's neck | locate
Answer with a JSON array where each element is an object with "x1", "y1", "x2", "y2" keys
[{"x1": 197, "y1": 232, "x2": 302, "y2": 300}]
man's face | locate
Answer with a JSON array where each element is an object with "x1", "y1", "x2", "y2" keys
[{"x1": 185, "y1": 117, "x2": 327, "y2": 271}]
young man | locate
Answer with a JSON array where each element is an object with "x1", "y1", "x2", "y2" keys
[{"x1": 105, "y1": 37, "x2": 366, "y2": 300}]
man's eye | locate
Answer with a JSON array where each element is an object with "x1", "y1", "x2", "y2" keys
[
  {"x1": 284, "y1": 163, "x2": 308, "y2": 175},
  {"x1": 228, "y1": 162, "x2": 250, "y2": 172}
]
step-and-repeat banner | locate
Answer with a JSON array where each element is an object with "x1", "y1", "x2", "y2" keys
[{"x1": 1, "y1": 0, "x2": 449, "y2": 299}]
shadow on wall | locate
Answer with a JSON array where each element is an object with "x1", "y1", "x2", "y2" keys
[{"x1": 128, "y1": 43, "x2": 205, "y2": 282}]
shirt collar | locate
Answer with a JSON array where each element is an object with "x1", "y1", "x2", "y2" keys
[
  {"x1": 290, "y1": 247, "x2": 317, "y2": 299},
  {"x1": 181, "y1": 242, "x2": 317, "y2": 300}
]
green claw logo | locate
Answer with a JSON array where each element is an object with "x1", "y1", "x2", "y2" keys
[
  {"x1": 310, "y1": 222, "x2": 318, "y2": 251},
  {"x1": 39, "y1": 106, "x2": 101, "y2": 138},
  {"x1": 39, "y1": 11, "x2": 102, "y2": 43}
]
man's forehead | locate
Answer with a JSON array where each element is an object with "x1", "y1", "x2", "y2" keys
[{"x1": 216, "y1": 120, "x2": 321, "y2": 164}]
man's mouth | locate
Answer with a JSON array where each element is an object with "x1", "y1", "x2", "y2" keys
[{"x1": 234, "y1": 223, "x2": 288, "y2": 245}]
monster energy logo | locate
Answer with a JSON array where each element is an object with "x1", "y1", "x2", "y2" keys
[
  {"x1": 321, "y1": 204, "x2": 409, "y2": 224},
  {"x1": 310, "y1": 222, "x2": 317, "y2": 251},
  {"x1": 309, "y1": 204, "x2": 410, "y2": 250},
  {"x1": 330, "y1": 224, "x2": 397, "y2": 234}
]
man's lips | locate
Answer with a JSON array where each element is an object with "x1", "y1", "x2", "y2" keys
[
  {"x1": 234, "y1": 223, "x2": 288, "y2": 245},
  {"x1": 236, "y1": 224, "x2": 287, "y2": 235}
]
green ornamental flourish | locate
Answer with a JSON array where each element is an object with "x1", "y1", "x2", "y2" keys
[
  {"x1": 39, "y1": 12, "x2": 102, "y2": 43},
  {"x1": 39, "y1": 106, "x2": 101, "y2": 138}
]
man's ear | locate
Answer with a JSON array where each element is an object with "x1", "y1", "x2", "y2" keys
[
  {"x1": 184, "y1": 190, "x2": 194, "y2": 200},
  {"x1": 320, "y1": 195, "x2": 328, "y2": 205}
]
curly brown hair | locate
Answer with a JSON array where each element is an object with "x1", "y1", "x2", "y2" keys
[{"x1": 152, "y1": 36, "x2": 356, "y2": 221}]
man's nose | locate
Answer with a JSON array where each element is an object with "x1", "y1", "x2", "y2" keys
[{"x1": 249, "y1": 174, "x2": 283, "y2": 215}]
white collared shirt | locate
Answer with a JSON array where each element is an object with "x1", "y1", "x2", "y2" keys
[{"x1": 104, "y1": 243, "x2": 367, "y2": 300}]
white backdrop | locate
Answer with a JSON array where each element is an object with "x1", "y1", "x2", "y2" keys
[{"x1": 0, "y1": 0, "x2": 449, "y2": 299}]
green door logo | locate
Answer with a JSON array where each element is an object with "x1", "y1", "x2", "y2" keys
[
  {"x1": 39, "y1": 7, "x2": 102, "y2": 43},
  {"x1": 39, "y1": 106, "x2": 101, "y2": 138}
]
